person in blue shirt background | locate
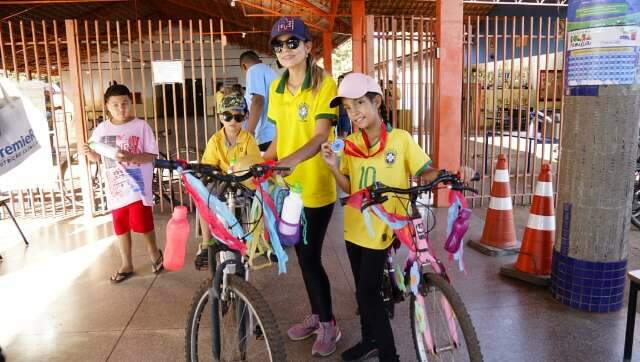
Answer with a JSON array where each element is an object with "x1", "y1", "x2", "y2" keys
[{"x1": 240, "y1": 50, "x2": 277, "y2": 151}]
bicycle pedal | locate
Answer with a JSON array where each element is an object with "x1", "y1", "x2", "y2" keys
[
  {"x1": 254, "y1": 325, "x2": 264, "y2": 340},
  {"x1": 194, "y1": 249, "x2": 209, "y2": 271},
  {"x1": 194, "y1": 261, "x2": 208, "y2": 271}
]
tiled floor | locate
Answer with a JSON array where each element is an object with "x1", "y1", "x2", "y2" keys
[{"x1": 2, "y1": 205, "x2": 640, "y2": 361}]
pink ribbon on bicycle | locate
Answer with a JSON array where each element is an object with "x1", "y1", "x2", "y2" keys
[
  {"x1": 182, "y1": 173, "x2": 247, "y2": 254},
  {"x1": 344, "y1": 189, "x2": 416, "y2": 252}
]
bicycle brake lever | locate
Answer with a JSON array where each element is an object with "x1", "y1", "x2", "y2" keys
[{"x1": 361, "y1": 195, "x2": 388, "y2": 211}]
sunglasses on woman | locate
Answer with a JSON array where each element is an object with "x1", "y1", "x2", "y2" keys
[
  {"x1": 272, "y1": 38, "x2": 302, "y2": 54},
  {"x1": 219, "y1": 111, "x2": 245, "y2": 123}
]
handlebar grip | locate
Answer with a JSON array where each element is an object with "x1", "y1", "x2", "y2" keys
[
  {"x1": 463, "y1": 186, "x2": 479, "y2": 194},
  {"x1": 470, "y1": 172, "x2": 481, "y2": 182},
  {"x1": 192, "y1": 164, "x2": 218, "y2": 175},
  {"x1": 270, "y1": 166, "x2": 290, "y2": 172},
  {"x1": 154, "y1": 159, "x2": 176, "y2": 170}
]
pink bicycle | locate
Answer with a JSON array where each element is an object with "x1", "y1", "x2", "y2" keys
[{"x1": 343, "y1": 170, "x2": 483, "y2": 362}]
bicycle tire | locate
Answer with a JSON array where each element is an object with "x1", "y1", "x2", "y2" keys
[
  {"x1": 185, "y1": 276, "x2": 286, "y2": 362},
  {"x1": 410, "y1": 273, "x2": 482, "y2": 362}
]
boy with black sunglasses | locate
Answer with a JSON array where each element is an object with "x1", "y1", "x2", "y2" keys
[
  {"x1": 195, "y1": 94, "x2": 261, "y2": 268},
  {"x1": 202, "y1": 94, "x2": 259, "y2": 171}
]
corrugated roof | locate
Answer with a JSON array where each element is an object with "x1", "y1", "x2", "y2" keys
[{"x1": 0, "y1": 0, "x2": 496, "y2": 71}]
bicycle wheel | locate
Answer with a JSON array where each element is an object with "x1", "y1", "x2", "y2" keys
[
  {"x1": 185, "y1": 276, "x2": 286, "y2": 362},
  {"x1": 410, "y1": 273, "x2": 482, "y2": 362},
  {"x1": 631, "y1": 165, "x2": 640, "y2": 229}
]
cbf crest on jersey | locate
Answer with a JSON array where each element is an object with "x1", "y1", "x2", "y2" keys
[
  {"x1": 385, "y1": 150, "x2": 397, "y2": 166},
  {"x1": 298, "y1": 103, "x2": 310, "y2": 121}
]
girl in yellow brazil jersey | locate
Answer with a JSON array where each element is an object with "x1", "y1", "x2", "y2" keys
[
  {"x1": 262, "y1": 17, "x2": 341, "y2": 357},
  {"x1": 321, "y1": 73, "x2": 472, "y2": 362}
]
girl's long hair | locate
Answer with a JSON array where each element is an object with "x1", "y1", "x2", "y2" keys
[
  {"x1": 306, "y1": 55, "x2": 325, "y2": 92},
  {"x1": 365, "y1": 92, "x2": 391, "y2": 127}
]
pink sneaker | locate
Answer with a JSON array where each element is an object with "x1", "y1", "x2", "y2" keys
[
  {"x1": 312, "y1": 320, "x2": 342, "y2": 357},
  {"x1": 287, "y1": 314, "x2": 320, "y2": 341}
]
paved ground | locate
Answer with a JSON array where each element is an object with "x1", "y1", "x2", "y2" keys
[{"x1": 2, "y1": 204, "x2": 640, "y2": 361}]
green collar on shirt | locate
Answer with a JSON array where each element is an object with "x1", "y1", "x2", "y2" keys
[{"x1": 275, "y1": 67, "x2": 312, "y2": 94}]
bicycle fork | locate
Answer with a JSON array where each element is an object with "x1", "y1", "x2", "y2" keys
[{"x1": 407, "y1": 215, "x2": 460, "y2": 355}]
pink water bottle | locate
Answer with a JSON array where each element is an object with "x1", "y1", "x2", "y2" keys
[
  {"x1": 444, "y1": 208, "x2": 472, "y2": 254},
  {"x1": 163, "y1": 206, "x2": 190, "y2": 271}
]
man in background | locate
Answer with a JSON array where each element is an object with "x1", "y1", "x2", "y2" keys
[{"x1": 239, "y1": 51, "x2": 277, "y2": 151}]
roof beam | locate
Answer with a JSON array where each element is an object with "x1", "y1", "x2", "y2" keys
[
  {"x1": 327, "y1": 0, "x2": 339, "y2": 30},
  {"x1": 234, "y1": 0, "x2": 325, "y2": 31},
  {"x1": 162, "y1": 0, "x2": 272, "y2": 52},
  {"x1": 462, "y1": 0, "x2": 567, "y2": 6},
  {"x1": 0, "y1": 0, "x2": 128, "y2": 4}
]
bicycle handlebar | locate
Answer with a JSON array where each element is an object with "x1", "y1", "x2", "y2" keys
[
  {"x1": 339, "y1": 170, "x2": 479, "y2": 209},
  {"x1": 154, "y1": 159, "x2": 290, "y2": 183}
]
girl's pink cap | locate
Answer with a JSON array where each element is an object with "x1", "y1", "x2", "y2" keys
[{"x1": 329, "y1": 73, "x2": 383, "y2": 108}]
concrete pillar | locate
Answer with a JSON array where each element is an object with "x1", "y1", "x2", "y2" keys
[
  {"x1": 550, "y1": 0, "x2": 640, "y2": 312},
  {"x1": 351, "y1": 0, "x2": 366, "y2": 73},
  {"x1": 434, "y1": 0, "x2": 463, "y2": 207}
]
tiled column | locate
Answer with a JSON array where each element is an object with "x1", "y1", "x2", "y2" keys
[{"x1": 550, "y1": 0, "x2": 640, "y2": 312}]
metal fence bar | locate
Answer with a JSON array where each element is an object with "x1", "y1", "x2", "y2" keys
[
  {"x1": 371, "y1": 16, "x2": 437, "y2": 159},
  {"x1": 459, "y1": 15, "x2": 565, "y2": 205},
  {"x1": 42, "y1": 20, "x2": 66, "y2": 216},
  {"x1": 54, "y1": 20, "x2": 79, "y2": 214},
  {"x1": 127, "y1": 20, "x2": 137, "y2": 115},
  {"x1": 148, "y1": 20, "x2": 164, "y2": 212},
  {"x1": 30, "y1": 20, "x2": 46, "y2": 216}
]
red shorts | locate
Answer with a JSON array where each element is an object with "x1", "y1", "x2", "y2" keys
[{"x1": 112, "y1": 200, "x2": 154, "y2": 235}]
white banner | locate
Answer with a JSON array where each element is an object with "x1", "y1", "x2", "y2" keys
[
  {"x1": 568, "y1": 26, "x2": 640, "y2": 51},
  {"x1": 152, "y1": 60, "x2": 184, "y2": 84},
  {"x1": 0, "y1": 78, "x2": 56, "y2": 190}
]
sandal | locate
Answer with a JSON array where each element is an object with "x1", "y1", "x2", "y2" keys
[
  {"x1": 152, "y1": 249, "x2": 164, "y2": 274},
  {"x1": 110, "y1": 271, "x2": 134, "y2": 284}
]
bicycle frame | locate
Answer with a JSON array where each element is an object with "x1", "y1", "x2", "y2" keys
[
  {"x1": 154, "y1": 158, "x2": 288, "y2": 296},
  {"x1": 403, "y1": 195, "x2": 448, "y2": 279},
  {"x1": 352, "y1": 171, "x2": 478, "y2": 355}
]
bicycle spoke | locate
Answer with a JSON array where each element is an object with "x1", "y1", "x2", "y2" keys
[
  {"x1": 218, "y1": 291, "x2": 271, "y2": 362},
  {"x1": 421, "y1": 287, "x2": 470, "y2": 362}
]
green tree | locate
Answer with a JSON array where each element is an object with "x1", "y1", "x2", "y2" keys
[{"x1": 332, "y1": 39, "x2": 352, "y2": 80}]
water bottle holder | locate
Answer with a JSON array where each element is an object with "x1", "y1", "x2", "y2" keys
[{"x1": 278, "y1": 219, "x2": 301, "y2": 247}]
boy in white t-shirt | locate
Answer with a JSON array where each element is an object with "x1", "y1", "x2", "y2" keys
[{"x1": 83, "y1": 83, "x2": 161, "y2": 283}]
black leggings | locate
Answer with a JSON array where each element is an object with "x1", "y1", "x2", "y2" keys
[
  {"x1": 295, "y1": 204, "x2": 335, "y2": 322},
  {"x1": 345, "y1": 241, "x2": 398, "y2": 361}
]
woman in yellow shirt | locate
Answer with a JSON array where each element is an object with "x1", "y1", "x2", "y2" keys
[{"x1": 263, "y1": 17, "x2": 340, "y2": 357}]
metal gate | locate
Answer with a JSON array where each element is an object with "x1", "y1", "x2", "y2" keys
[
  {"x1": 462, "y1": 15, "x2": 566, "y2": 205},
  {"x1": 0, "y1": 19, "x2": 230, "y2": 217},
  {"x1": 372, "y1": 16, "x2": 437, "y2": 154},
  {"x1": 73, "y1": 19, "x2": 227, "y2": 214},
  {"x1": 0, "y1": 20, "x2": 82, "y2": 219}
]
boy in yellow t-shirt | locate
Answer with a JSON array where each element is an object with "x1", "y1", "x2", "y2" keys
[
  {"x1": 196, "y1": 94, "x2": 261, "y2": 268},
  {"x1": 321, "y1": 73, "x2": 439, "y2": 362},
  {"x1": 202, "y1": 94, "x2": 260, "y2": 172}
]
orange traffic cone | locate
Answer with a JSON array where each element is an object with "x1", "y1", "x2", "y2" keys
[
  {"x1": 468, "y1": 154, "x2": 520, "y2": 256},
  {"x1": 501, "y1": 164, "x2": 554, "y2": 286}
]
